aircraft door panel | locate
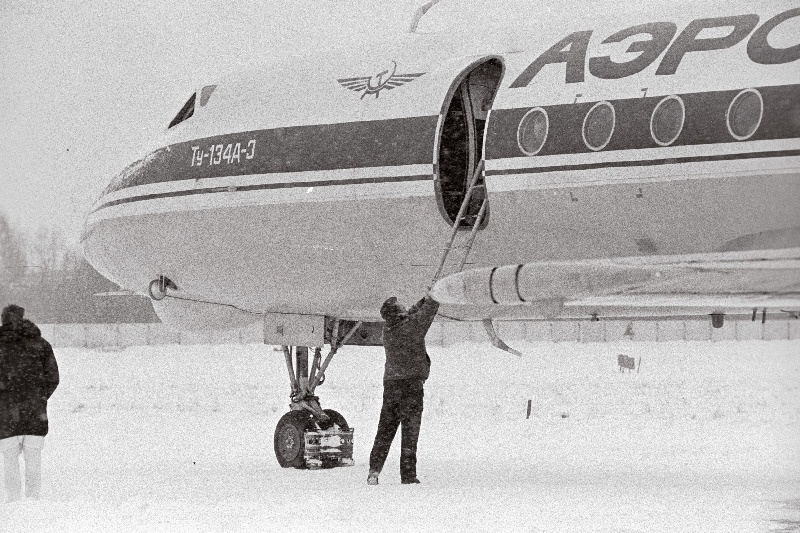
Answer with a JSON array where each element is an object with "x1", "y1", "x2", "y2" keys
[{"x1": 435, "y1": 58, "x2": 504, "y2": 228}]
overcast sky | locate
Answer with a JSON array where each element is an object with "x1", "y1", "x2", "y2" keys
[{"x1": 0, "y1": 0, "x2": 433, "y2": 248}]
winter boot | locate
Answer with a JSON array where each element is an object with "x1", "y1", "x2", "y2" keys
[{"x1": 367, "y1": 470, "x2": 379, "y2": 486}]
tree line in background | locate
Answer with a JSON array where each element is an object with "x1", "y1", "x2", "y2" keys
[{"x1": 0, "y1": 210, "x2": 158, "y2": 324}]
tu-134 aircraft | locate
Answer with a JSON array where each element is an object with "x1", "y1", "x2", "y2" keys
[{"x1": 82, "y1": 1, "x2": 800, "y2": 468}]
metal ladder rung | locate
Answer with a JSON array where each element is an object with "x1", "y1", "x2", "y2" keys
[
  {"x1": 441, "y1": 241, "x2": 476, "y2": 250},
  {"x1": 439, "y1": 199, "x2": 487, "y2": 274},
  {"x1": 430, "y1": 161, "x2": 488, "y2": 285},
  {"x1": 456, "y1": 198, "x2": 488, "y2": 271}
]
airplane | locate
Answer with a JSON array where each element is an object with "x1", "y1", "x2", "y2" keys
[{"x1": 81, "y1": 0, "x2": 800, "y2": 469}]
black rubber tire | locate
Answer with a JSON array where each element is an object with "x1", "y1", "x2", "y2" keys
[
  {"x1": 274, "y1": 410, "x2": 313, "y2": 468},
  {"x1": 321, "y1": 409, "x2": 349, "y2": 431}
]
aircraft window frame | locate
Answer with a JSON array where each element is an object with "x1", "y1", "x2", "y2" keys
[
  {"x1": 517, "y1": 107, "x2": 549, "y2": 156},
  {"x1": 168, "y1": 93, "x2": 197, "y2": 129},
  {"x1": 199, "y1": 85, "x2": 217, "y2": 107},
  {"x1": 726, "y1": 88, "x2": 763, "y2": 141},
  {"x1": 582, "y1": 101, "x2": 615, "y2": 152},
  {"x1": 650, "y1": 95, "x2": 685, "y2": 147}
]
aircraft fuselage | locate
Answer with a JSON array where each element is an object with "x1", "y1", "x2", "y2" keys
[{"x1": 82, "y1": 2, "x2": 800, "y2": 328}]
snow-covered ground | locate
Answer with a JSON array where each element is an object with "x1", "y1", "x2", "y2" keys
[{"x1": 1, "y1": 340, "x2": 798, "y2": 532}]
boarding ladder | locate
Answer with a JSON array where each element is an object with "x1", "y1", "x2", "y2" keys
[
  {"x1": 431, "y1": 160, "x2": 489, "y2": 285},
  {"x1": 429, "y1": 161, "x2": 522, "y2": 356}
]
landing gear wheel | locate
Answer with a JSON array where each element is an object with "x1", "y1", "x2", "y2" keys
[
  {"x1": 317, "y1": 409, "x2": 349, "y2": 431},
  {"x1": 274, "y1": 410, "x2": 313, "y2": 468}
]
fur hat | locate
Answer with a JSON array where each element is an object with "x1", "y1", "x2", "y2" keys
[
  {"x1": 380, "y1": 296, "x2": 399, "y2": 321},
  {"x1": 1, "y1": 304, "x2": 25, "y2": 326}
]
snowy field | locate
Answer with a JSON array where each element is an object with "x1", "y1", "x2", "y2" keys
[{"x1": 1, "y1": 340, "x2": 799, "y2": 532}]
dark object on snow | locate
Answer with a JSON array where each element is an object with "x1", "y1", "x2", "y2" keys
[
  {"x1": 618, "y1": 353, "x2": 636, "y2": 372},
  {"x1": 0, "y1": 305, "x2": 60, "y2": 440}
]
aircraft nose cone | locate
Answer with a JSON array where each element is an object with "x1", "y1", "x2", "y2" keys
[
  {"x1": 85, "y1": 147, "x2": 171, "y2": 222},
  {"x1": 82, "y1": 147, "x2": 170, "y2": 276}
]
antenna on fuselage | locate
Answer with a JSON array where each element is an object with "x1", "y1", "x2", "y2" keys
[{"x1": 407, "y1": 0, "x2": 443, "y2": 33}]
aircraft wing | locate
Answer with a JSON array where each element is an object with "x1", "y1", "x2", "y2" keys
[{"x1": 430, "y1": 249, "x2": 800, "y2": 318}]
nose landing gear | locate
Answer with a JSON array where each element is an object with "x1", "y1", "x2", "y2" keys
[
  {"x1": 274, "y1": 408, "x2": 353, "y2": 469},
  {"x1": 273, "y1": 321, "x2": 361, "y2": 469}
]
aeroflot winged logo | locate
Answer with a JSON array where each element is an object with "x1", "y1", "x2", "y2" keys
[{"x1": 337, "y1": 61, "x2": 425, "y2": 99}]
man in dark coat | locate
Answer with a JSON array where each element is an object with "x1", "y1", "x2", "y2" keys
[
  {"x1": 368, "y1": 294, "x2": 439, "y2": 485},
  {"x1": 0, "y1": 304, "x2": 59, "y2": 501}
]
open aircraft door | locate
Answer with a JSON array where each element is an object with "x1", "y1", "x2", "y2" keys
[
  {"x1": 350, "y1": 54, "x2": 505, "y2": 229},
  {"x1": 433, "y1": 57, "x2": 504, "y2": 228}
]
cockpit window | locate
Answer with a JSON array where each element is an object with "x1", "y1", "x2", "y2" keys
[
  {"x1": 199, "y1": 85, "x2": 217, "y2": 107},
  {"x1": 168, "y1": 93, "x2": 196, "y2": 129}
]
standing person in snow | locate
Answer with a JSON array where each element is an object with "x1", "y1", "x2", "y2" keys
[
  {"x1": 368, "y1": 293, "x2": 439, "y2": 485},
  {"x1": 0, "y1": 304, "x2": 59, "y2": 501}
]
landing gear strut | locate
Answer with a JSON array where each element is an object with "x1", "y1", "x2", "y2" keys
[{"x1": 273, "y1": 320, "x2": 361, "y2": 469}]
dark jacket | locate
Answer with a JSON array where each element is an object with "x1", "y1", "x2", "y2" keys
[
  {"x1": 0, "y1": 320, "x2": 59, "y2": 439},
  {"x1": 382, "y1": 296, "x2": 440, "y2": 381}
]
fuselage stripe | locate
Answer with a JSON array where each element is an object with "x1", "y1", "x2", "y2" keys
[
  {"x1": 93, "y1": 173, "x2": 433, "y2": 212},
  {"x1": 104, "y1": 116, "x2": 440, "y2": 196},
  {"x1": 485, "y1": 149, "x2": 800, "y2": 177},
  {"x1": 94, "y1": 148, "x2": 798, "y2": 212}
]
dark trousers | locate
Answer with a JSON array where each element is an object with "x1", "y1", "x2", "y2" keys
[{"x1": 369, "y1": 378, "x2": 424, "y2": 482}]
